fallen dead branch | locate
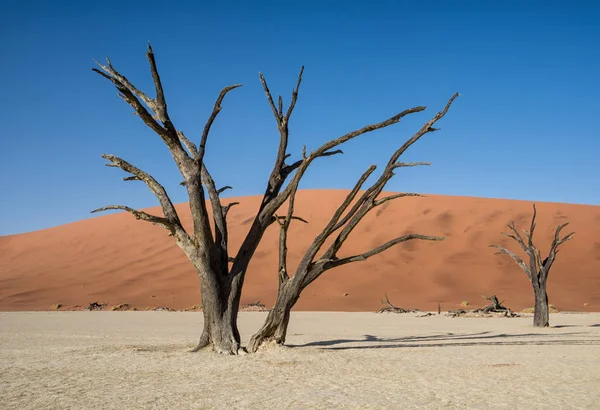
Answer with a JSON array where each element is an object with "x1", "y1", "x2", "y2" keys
[
  {"x1": 446, "y1": 295, "x2": 520, "y2": 318},
  {"x1": 241, "y1": 301, "x2": 268, "y2": 312},
  {"x1": 85, "y1": 302, "x2": 107, "y2": 311},
  {"x1": 377, "y1": 294, "x2": 420, "y2": 314}
]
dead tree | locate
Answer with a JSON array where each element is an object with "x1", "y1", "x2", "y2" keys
[
  {"x1": 490, "y1": 204, "x2": 574, "y2": 327},
  {"x1": 91, "y1": 44, "x2": 452, "y2": 354},
  {"x1": 247, "y1": 94, "x2": 458, "y2": 352}
]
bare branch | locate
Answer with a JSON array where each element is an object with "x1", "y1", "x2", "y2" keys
[
  {"x1": 100, "y1": 154, "x2": 181, "y2": 225},
  {"x1": 93, "y1": 59, "x2": 154, "y2": 111},
  {"x1": 274, "y1": 174, "x2": 309, "y2": 285},
  {"x1": 259, "y1": 73, "x2": 281, "y2": 124},
  {"x1": 217, "y1": 186, "x2": 233, "y2": 195},
  {"x1": 198, "y1": 84, "x2": 243, "y2": 164},
  {"x1": 285, "y1": 66, "x2": 304, "y2": 120},
  {"x1": 489, "y1": 244, "x2": 532, "y2": 279},
  {"x1": 294, "y1": 165, "x2": 377, "y2": 269},
  {"x1": 527, "y1": 203, "x2": 537, "y2": 248},
  {"x1": 327, "y1": 234, "x2": 445, "y2": 268},
  {"x1": 384, "y1": 93, "x2": 459, "y2": 167},
  {"x1": 273, "y1": 215, "x2": 309, "y2": 224},
  {"x1": 93, "y1": 51, "x2": 188, "y2": 157},
  {"x1": 177, "y1": 131, "x2": 198, "y2": 157},
  {"x1": 282, "y1": 149, "x2": 343, "y2": 179},
  {"x1": 392, "y1": 161, "x2": 431, "y2": 168},
  {"x1": 93, "y1": 67, "x2": 168, "y2": 140},
  {"x1": 315, "y1": 94, "x2": 459, "y2": 263},
  {"x1": 123, "y1": 176, "x2": 141, "y2": 182},
  {"x1": 201, "y1": 163, "x2": 230, "y2": 269},
  {"x1": 503, "y1": 222, "x2": 529, "y2": 253},
  {"x1": 145, "y1": 43, "x2": 168, "y2": 121},
  {"x1": 91, "y1": 205, "x2": 176, "y2": 234},
  {"x1": 374, "y1": 193, "x2": 424, "y2": 206},
  {"x1": 262, "y1": 105, "x2": 428, "y2": 221},
  {"x1": 544, "y1": 221, "x2": 575, "y2": 275},
  {"x1": 222, "y1": 202, "x2": 239, "y2": 217},
  {"x1": 278, "y1": 95, "x2": 283, "y2": 117}
]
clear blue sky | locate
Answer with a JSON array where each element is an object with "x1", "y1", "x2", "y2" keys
[{"x1": 1, "y1": 0, "x2": 598, "y2": 235}]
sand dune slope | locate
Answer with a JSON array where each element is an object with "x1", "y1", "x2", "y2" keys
[{"x1": 0, "y1": 190, "x2": 599, "y2": 311}]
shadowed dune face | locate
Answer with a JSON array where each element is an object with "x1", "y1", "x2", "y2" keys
[{"x1": 0, "y1": 190, "x2": 599, "y2": 312}]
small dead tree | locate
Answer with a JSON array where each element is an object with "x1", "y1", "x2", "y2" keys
[
  {"x1": 490, "y1": 204, "x2": 574, "y2": 327},
  {"x1": 247, "y1": 94, "x2": 458, "y2": 352},
  {"x1": 377, "y1": 294, "x2": 419, "y2": 313},
  {"x1": 92, "y1": 44, "x2": 454, "y2": 354}
]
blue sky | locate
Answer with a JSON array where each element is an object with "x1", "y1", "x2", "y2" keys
[{"x1": 1, "y1": 0, "x2": 598, "y2": 235}]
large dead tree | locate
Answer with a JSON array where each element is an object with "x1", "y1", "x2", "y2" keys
[
  {"x1": 490, "y1": 204, "x2": 574, "y2": 327},
  {"x1": 247, "y1": 94, "x2": 458, "y2": 352},
  {"x1": 91, "y1": 44, "x2": 454, "y2": 354}
]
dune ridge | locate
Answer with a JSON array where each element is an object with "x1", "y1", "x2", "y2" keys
[{"x1": 1, "y1": 190, "x2": 599, "y2": 312}]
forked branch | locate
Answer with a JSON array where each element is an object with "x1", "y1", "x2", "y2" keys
[
  {"x1": 97, "y1": 154, "x2": 182, "y2": 226},
  {"x1": 198, "y1": 84, "x2": 243, "y2": 164},
  {"x1": 91, "y1": 205, "x2": 176, "y2": 234},
  {"x1": 327, "y1": 234, "x2": 445, "y2": 269}
]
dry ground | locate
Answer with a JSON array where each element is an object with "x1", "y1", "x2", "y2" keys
[{"x1": 1, "y1": 312, "x2": 600, "y2": 409}]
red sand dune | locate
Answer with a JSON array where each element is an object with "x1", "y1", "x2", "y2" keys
[{"x1": 1, "y1": 190, "x2": 599, "y2": 312}]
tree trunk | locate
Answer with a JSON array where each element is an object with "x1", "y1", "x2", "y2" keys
[
  {"x1": 247, "y1": 280, "x2": 301, "y2": 353},
  {"x1": 533, "y1": 284, "x2": 550, "y2": 327},
  {"x1": 191, "y1": 268, "x2": 243, "y2": 355}
]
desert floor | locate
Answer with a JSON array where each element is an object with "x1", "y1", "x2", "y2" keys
[{"x1": 1, "y1": 312, "x2": 600, "y2": 409}]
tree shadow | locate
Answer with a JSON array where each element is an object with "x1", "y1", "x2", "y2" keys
[
  {"x1": 552, "y1": 324, "x2": 600, "y2": 329},
  {"x1": 288, "y1": 330, "x2": 600, "y2": 351}
]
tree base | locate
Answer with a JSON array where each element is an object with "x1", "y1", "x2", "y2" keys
[{"x1": 190, "y1": 318, "x2": 243, "y2": 355}]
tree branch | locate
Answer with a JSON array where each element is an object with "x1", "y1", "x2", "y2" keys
[
  {"x1": 91, "y1": 205, "x2": 176, "y2": 234},
  {"x1": 316, "y1": 94, "x2": 459, "y2": 262},
  {"x1": 489, "y1": 244, "x2": 532, "y2": 280},
  {"x1": 282, "y1": 149, "x2": 343, "y2": 179},
  {"x1": 543, "y1": 222, "x2": 575, "y2": 277},
  {"x1": 373, "y1": 193, "x2": 424, "y2": 206},
  {"x1": 293, "y1": 165, "x2": 377, "y2": 269},
  {"x1": 93, "y1": 48, "x2": 190, "y2": 164},
  {"x1": 93, "y1": 58, "x2": 155, "y2": 113},
  {"x1": 198, "y1": 84, "x2": 243, "y2": 164},
  {"x1": 503, "y1": 222, "x2": 529, "y2": 253},
  {"x1": 177, "y1": 131, "x2": 198, "y2": 157},
  {"x1": 100, "y1": 154, "x2": 182, "y2": 225},
  {"x1": 201, "y1": 163, "x2": 230, "y2": 271},
  {"x1": 273, "y1": 215, "x2": 309, "y2": 225},
  {"x1": 384, "y1": 93, "x2": 459, "y2": 168},
  {"x1": 285, "y1": 66, "x2": 304, "y2": 121},
  {"x1": 261, "y1": 104, "x2": 431, "y2": 221},
  {"x1": 217, "y1": 186, "x2": 233, "y2": 195},
  {"x1": 222, "y1": 202, "x2": 239, "y2": 217},
  {"x1": 259, "y1": 72, "x2": 281, "y2": 125},
  {"x1": 328, "y1": 234, "x2": 445, "y2": 269},
  {"x1": 145, "y1": 43, "x2": 169, "y2": 122},
  {"x1": 392, "y1": 161, "x2": 431, "y2": 168},
  {"x1": 273, "y1": 179, "x2": 308, "y2": 284}
]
